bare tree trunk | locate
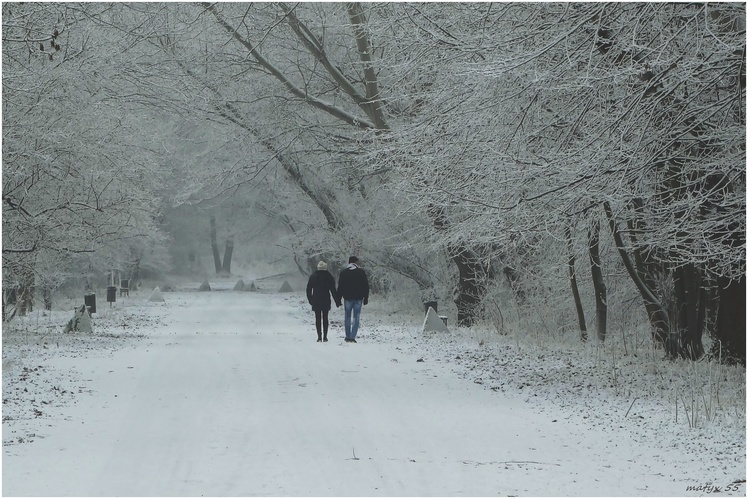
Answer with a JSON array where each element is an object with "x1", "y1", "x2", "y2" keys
[
  {"x1": 670, "y1": 264, "x2": 705, "y2": 360},
  {"x1": 221, "y1": 236, "x2": 234, "y2": 276},
  {"x1": 16, "y1": 272, "x2": 35, "y2": 317},
  {"x1": 604, "y1": 202, "x2": 672, "y2": 350},
  {"x1": 712, "y1": 210, "x2": 745, "y2": 364},
  {"x1": 345, "y1": 2, "x2": 390, "y2": 130},
  {"x1": 2, "y1": 287, "x2": 17, "y2": 322},
  {"x1": 566, "y1": 225, "x2": 587, "y2": 342},
  {"x1": 428, "y1": 204, "x2": 489, "y2": 327},
  {"x1": 450, "y1": 244, "x2": 487, "y2": 328},
  {"x1": 130, "y1": 258, "x2": 142, "y2": 291},
  {"x1": 715, "y1": 274, "x2": 746, "y2": 365},
  {"x1": 209, "y1": 215, "x2": 222, "y2": 274},
  {"x1": 42, "y1": 286, "x2": 52, "y2": 311},
  {"x1": 588, "y1": 220, "x2": 607, "y2": 342},
  {"x1": 627, "y1": 198, "x2": 669, "y2": 347}
]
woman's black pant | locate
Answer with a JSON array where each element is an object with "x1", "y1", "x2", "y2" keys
[{"x1": 314, "y1": 309, "x2": 329, "y2": 338}]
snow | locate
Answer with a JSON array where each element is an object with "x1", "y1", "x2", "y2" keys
[{"x1": 2, "y1": 279, "x2": 745, "y2": 496}]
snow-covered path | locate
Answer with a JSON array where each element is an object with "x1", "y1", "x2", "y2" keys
[{"x1": 2, "y1": 290, "x2": 737, "y2": 495}]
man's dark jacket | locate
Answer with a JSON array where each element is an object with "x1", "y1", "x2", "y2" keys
[
  {"x1": 337, "y1": 264, "x2": 369, "y2": 302},
  {"x1": 306, "y1": 270, "x2": 339, "y2": 311}
]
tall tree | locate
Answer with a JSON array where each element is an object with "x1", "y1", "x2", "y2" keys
[{"x1": 2, "y1": 3, "x2": 167, "y2": 314}]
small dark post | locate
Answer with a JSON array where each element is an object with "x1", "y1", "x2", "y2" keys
[
  {"x1": 424, "y1": 301, "x2": 438, "y2": 315},
  {"x1": 84, "y1": 291, "x2": 96, "y2": 314},
  {"x1": 106, "y1": 286, "x2": 117, "y2": 305}
]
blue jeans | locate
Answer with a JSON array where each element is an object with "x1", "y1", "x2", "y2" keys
[{"x1": 344, "y1": 299, "x2": 363, "y2": 340}]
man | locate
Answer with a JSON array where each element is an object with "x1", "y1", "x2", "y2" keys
[{"x1": 337, "y1": 256, "x2": 369, "y2": 343}]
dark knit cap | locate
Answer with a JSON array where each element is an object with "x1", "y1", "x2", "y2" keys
[{"x1": 348, "y1": 256, "x2": 359, "y2": 264}]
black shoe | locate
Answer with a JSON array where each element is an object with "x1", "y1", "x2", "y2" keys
[
  {"x1": 350, "y1": 339, "x2": 357, "y2": 343},
  {"x1": 344, "y1": 338, "x2": 351, "y2": 342},
  {"x1": 323, "y1": 338, "x2": 328, "y2": 342},
  {"x1": 317, "y1": 338, "x2": 322, "y2": 342}
]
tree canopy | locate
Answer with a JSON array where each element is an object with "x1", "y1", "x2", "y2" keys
[{"x1": 3, "y1": 2, "x2": 744, "y2": 362}]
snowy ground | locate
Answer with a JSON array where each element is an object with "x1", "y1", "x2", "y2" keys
[{"x1": 2, "y1": 278, "x2": 745, "y2": 496}]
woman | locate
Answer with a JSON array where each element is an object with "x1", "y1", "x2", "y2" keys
[{"x1": 305, "y1": 261, "x2": 340, "y2": 342}]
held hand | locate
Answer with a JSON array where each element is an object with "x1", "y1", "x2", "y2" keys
[{"x1": 363, "y1": 297, "x2": 368, "y2": 306}]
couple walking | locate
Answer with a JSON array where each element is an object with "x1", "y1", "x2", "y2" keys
[{"x1": 306, "y1": 256, "x2": 369, "y2": 343}]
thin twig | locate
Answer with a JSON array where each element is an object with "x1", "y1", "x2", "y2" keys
[{"x1": 625, "y1": 397, "x2": 639, "y2": 417}]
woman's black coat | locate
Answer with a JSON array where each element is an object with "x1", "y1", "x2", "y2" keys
[{"x1": 306, "y1": 270, "x2": 339, "y2": 311}]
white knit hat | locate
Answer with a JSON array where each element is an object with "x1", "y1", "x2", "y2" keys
[{"x1": 317, "y1": 261, "x2": 327, "y2": 270}]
